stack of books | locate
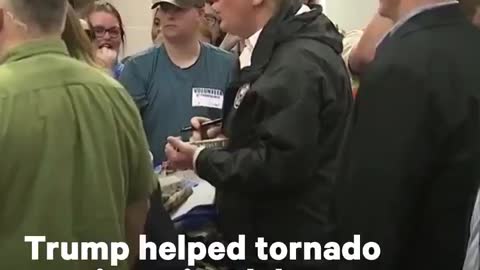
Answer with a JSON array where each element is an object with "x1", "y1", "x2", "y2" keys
[{"x1": 189, "y1": 138, "x2": 229, "y2": 149}]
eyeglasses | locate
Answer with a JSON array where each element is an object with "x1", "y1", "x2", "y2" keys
[
  {"x1": 92, "y1": 26, "x2": 121, "y2": 38},
  {"x1": 204, "y1": 14, "x2": 219, "y2": 27}
]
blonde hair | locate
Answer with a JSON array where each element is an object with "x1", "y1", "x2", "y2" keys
[{"x1": 62, "y1": 4, "x2": 99, "y2": 67}]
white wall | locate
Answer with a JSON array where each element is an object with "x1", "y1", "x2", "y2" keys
[
  {"x1": 323, "y1": 0, "x2": 378, "y2": 31},
  {"x1": 108, "y1": 0, "x2": 154, "y2": 57}
]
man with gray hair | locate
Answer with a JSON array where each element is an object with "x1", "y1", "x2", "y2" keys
[
  {"x1": 0, "y1": 0, "x2": 155, "y2": 269},
  {"x1": 7, "y1": 1, "x2": 65, "y2": 30}
]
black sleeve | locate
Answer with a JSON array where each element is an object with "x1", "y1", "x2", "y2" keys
[{"x1": 196, "y1": 46, "x2": 343, "y2": 194}]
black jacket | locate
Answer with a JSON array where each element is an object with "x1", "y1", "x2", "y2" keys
[
  {"x1": 335, "y1": 4, "x2": 480, "y2": 270},
  {"x1": 196, "y1": 2, "x2": 352, "y2": 269}
]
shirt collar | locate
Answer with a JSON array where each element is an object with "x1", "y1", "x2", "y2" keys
[
  {"x1": 245, "y1": 29, "x2": 262, "y2": 52},
  {"x1": 389, "y1": 0, "x2": 459, "y2": 35},
  {"x1": 245, "y1": 4, "x2": 311, "y2": 51},
  {"x1": 3, "y1": 38, "x2": 69, "y2": 64}
]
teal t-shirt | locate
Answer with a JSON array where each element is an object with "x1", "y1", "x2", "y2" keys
[{"x1": 119, "y1": 43, "x2": 237, "y2": 165}]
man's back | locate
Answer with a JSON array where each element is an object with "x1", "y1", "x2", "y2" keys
[
  {"x1": 0, "y1": 39, "x2": 155, "y2": 269},
  {"x1": 336, "y1": 4, "x2": 480, "y2": 270}
]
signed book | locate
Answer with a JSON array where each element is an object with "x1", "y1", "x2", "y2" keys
[{"x1": 189, "y1": 138, "x2": 229, "y2": 149}]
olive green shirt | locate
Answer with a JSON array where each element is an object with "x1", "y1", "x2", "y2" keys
[{"x1": 0, "y1": 39, "x2": 155, "y2": 269}]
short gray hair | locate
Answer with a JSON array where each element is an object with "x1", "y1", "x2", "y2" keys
[{"x1": 9, "y1": 0, "x2": 68, "y2": 33}]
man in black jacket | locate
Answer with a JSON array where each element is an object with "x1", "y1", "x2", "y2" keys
[
  {"x1": 165, "y1": 0, "x2": 352, "y2": 269},
  {"x1": 335, "y1": 1, "x2": 480, "y2": 270}
]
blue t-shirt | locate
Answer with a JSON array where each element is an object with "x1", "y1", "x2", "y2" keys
[{"x1": 119, "y1": 43, "x2": 237, "y2": 165}]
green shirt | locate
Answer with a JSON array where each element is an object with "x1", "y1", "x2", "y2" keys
[{"x1": 0, "y1": 39, "x2": 155, "y2": 269}]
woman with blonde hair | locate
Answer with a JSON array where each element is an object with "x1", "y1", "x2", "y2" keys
[
  {"x1": 62, "y1": 3, "x2": 124, "y2": 78},
  {"x1": 87, "y1": 1, "x2": 126, "y2": 79}
]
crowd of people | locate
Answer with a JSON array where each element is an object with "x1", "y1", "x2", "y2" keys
[{"x1": 0, "y1": 0, "x2": 480, "y2": 269}]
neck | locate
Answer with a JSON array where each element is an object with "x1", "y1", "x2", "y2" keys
[
  {"x1": 163, "y1": 37, "x2": 201, "y2": 69},
  {"x1": 393, "y1": 0, "x2": 453, "y2": 21},
  {"x1": 473, "y1": 7, "x2": 480, "y2": 28},
  {"x1": 0, "y1": 33, "x2": 60, "y2": 63},
  {"x1": 242, "y1": 5, "x2": 276, "y2": 39}
]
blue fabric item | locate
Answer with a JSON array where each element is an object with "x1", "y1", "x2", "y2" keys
[
  {"x1": 154, "y1": 164, "x2": 162, "y2": 174},
  {"x1": 119, "y1": 43, "x2": 237, "y2": 165},
  {"x1": 113, "y1": 62, "x2": 124, "y2": 80}
]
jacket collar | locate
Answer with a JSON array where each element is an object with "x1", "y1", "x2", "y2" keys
[
  {"x1": 377, "y1": 3, "x2": 466, "y2": 52},
  {"x1": 393, "y1": 3, "x2": 466, "y2": 39},
  {"x1": 389, "y1": 1, "x2": 458, "y2": 35}
]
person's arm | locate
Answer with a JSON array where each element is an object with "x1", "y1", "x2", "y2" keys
[
  {"x1": 122, "y1": 96, "x2": 157, "y2": 268},
  {"x1": 125, "y1": 199, "x2": 149, "y2": 268},
  {"x1": 125, "y1": 150, "x2": 155, "y2": 268},
  {"x1": 118, "y1": 59, "x2": 150, "y2": 114},
  {"x1": 219, "y1": 34, "x2": 242, "y2": 51},
  {"x1": 195, "y1": 48, "x2": 350, "y2": 194},
  {"x1": 348, "y1": 14, "x2": 394, "y2": 74}
]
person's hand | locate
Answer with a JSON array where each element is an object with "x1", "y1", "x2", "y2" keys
[
  {"x1": 96, "y1": 47, "x2": 118, "y2": 70},
  {"x1": 219, "y1": 34, "x2": 242, "y2": 51},
  {"x1": 189, "y1": 117, "x2": 223, "y2": 142},
  {"x1": 165, "y1": 137, "x2": 198, "y2": 171}
]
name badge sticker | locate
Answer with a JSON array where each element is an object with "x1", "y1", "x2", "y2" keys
[{"x1": 192, "y1": 87, "x2": 224, "y2": 109}]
